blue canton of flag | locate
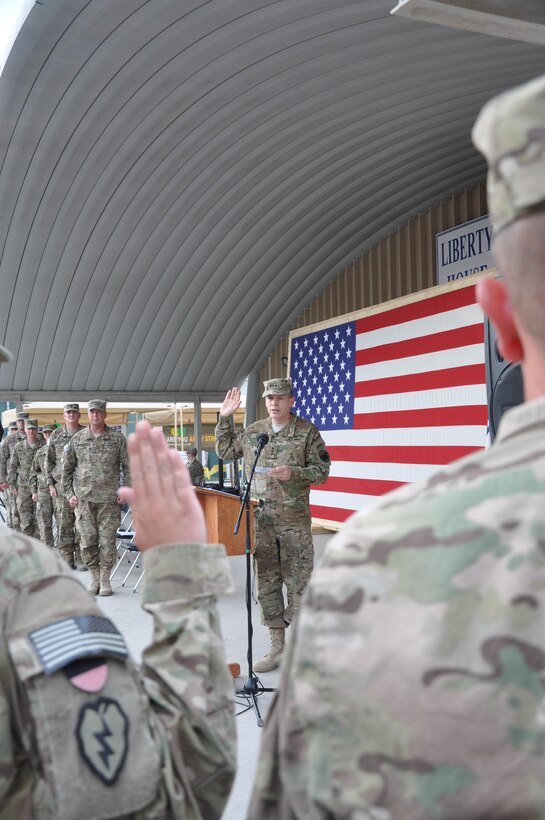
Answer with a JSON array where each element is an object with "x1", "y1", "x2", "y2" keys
[{"x1": 290, "y1": 321, "x2": 356, "y2": 430}]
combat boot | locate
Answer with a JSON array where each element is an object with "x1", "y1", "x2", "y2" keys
[
  {"x1": 75, "y1": 546, "x2": 88, "y2": 572},
  {"x1": 99, "y1": 567, "x2": 112, "y2": 597},
  {"x1": 254, "y1": 627, "x2": 285, "y2": 673},
  {"x1": 88, "y1": 568, "x2": 100, "y2": 595}
]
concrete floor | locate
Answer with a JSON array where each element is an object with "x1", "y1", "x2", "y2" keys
[{"x1": 90, "y1": 534, "x2": 331, "y2": 819}]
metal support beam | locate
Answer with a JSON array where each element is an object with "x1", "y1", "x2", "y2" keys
[
  {"x1": 245, "y1": 370, "x2": 260, "y2": 426},
  {"x1": 391, "y1": 0, "x2": 545, "y2": 45},
  {"x1": 194, "y1": 399, "x2": 202, "y2": 455}
]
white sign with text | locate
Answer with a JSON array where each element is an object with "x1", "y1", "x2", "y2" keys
[{"x1": 436, "y1": 215, "x2": 495, "y2": 285}]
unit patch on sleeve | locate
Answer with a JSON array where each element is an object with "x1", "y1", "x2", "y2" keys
[{"x1": 76, "y1": 696, "x2": 129, "y2": 785}]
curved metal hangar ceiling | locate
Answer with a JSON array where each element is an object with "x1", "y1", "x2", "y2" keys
[{"x1": 0, "y1": 0, "x2": 543, "y2": 400}]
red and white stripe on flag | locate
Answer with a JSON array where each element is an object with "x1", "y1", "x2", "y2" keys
[{"x1": 289, "y1": 279, "x2": 489, "y2": 527}]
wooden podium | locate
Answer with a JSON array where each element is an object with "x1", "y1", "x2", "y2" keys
[{"x1": 195, "y1": 487, "x2": 257, "y2": 555}]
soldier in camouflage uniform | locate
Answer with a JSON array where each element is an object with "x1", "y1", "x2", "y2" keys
[
  {"x1": 247, "y1": 74, "x2": 545, "y2": 819},
  {"x1": 45, "y1": 403, "x2": 86, "y2": 569},
  {"x1": 7, "y1": 418, "x2": 41, "y2": 538},
  {"x1": 62, "y1": 400, "x2": 130, "y2": 597},
  {"x1": 0, "y1": 413, "x2": 28, "y2": 530},
  {"x1": 186, "y1": 447, "x2": 205, "y2": 486},
  {"x1": 0, "y1": 420, "x2": 17, "y2": 528},
  {"x1": 0, "y1": 359, "x2": 236, "y2": 818},
  {"x1": 216, "y1": 378, "x2": 330, "y2": 672},
  {"x1": 30, "y1": 425, "x2": 56, "y2": 548}
]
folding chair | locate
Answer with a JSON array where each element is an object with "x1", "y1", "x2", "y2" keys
[{"x1": 111, "y1": 528, "x2": 144, "y2": 592}]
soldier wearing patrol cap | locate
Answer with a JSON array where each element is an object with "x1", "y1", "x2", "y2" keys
[
  {"x1": 15, "y1": 410, "x2": 29, "y2": 435},
  {"x1": 248, "y1": 73, "x2": 545, "y2": 819},
  {"x1": 45, "y1": 402, "x2": 86, "y2": 569},
  {"x1": 7, "y1": 418, "x2": 41, "y2": 537},
  {"x1": 216, "y1": 377, "x2": 330, "y2": 672},
  {"x1": 0, "y1": 420, "x2": 18, "y2": 528},
  {"x1": 0, "y1": 341, "x2": 236, "y2": 817},
  {"x1": 30, "y1": 425, "x2": 56, "y2": 548},
  {"x1": 62, "y1": 400, "x2": 130, "y2": 596},
  {"x1": 186, "y1": 447, "x2": 205, "y2": 487}
]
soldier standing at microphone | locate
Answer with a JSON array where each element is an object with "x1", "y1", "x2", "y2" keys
[{"x1": 216, "y1": 378, "x2": 330, "y2": 672}]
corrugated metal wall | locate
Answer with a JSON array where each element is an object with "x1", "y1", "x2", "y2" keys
[{"x1": 257, "y1": 182, "x2": 487, "y2": 417}]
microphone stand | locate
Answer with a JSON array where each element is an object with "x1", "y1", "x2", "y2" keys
[{"x1": 233, "y1": 441, "x2": 274, "y2": 727}]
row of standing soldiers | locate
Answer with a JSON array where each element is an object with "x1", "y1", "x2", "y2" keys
[{"x1": 0, "y1": 405, "x2": 85, "y2": 569}]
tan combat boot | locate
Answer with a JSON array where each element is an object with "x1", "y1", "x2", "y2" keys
[
  {"x1": 254, "y1": 627, "x2": 285, "y2": 673},
  {"x1": 75, "y1": 546, "x2": 88, "y2": 572},
  {"x1": 88, "y1": 568, "x2": 100, "y2": 595},
  {"x1": 99, "y1": 567, "x2": 112, "y2": 597}
]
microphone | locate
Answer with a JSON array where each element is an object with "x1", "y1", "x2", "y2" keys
[{"x1": 255, "y1": 433, "x2": 269, "y2": 455}]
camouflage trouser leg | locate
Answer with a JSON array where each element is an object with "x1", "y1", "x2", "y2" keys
[
  {"x1": 9, "y1": 487, "x2": 20, "y2": 531},
  {"x1": 36, "y1": 489, "x2": 55, "y2": 548},
  {"x1": 16, "y1": 490, "x2": 37, "y2": 538},
  {"x1": 253, "y1": 506, "x2": 314, "y2": 629},
  {"x1": 75, "y1": 500, "x2": 120, "y2": 572},
  {"x1": 1, "y1": 488, "x2": 12, "y2": 528},
  {"x1": 55, "y1": 493, "x2": 80, "y2": 566}
]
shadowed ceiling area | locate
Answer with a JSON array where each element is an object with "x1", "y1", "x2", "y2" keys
[{"x1": 0, "y1": 0, "x2": 543, "y2": 400}]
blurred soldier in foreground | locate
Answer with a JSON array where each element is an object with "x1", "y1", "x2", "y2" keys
[
  {"x1": 216, "y1": 378, "x2": 330, "y2": 672},
  {"x1": 186, "y1": 447, "x2": 205, "y2": 487},
  {"x1": 46, "y1": 403, "x2": 86, "y2": 569},
  {"x1": 62, "y1": 400, "x2": 130, "y2": 596},
  {"x1": 0, "y1": 354, "x2": 236, "y2": 818},
  {"x1": 8, "y1": 418, "x2": 40, "y2": 538},
  {"x1": 30, "y1": 424, "x2": 56, "y2": 548},
  {"x1": 247, "y1": 74, "x2": 545, "y2": 818}
]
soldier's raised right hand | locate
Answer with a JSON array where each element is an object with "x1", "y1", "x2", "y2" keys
[{"x1": 219, "y1": 387, "x2": 242, "y2": 417}]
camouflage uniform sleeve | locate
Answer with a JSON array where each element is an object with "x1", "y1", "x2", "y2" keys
[
  {"x1": 44, "y1": 437, "x2": 56, "y2": 485},
  {"x1": 289, "y1": 424, "x2": 331, "y2": 487},
  {"x1": 141, "y1": 542, "x2": 237, "y2": 819},
  {"x1": 29, "y1": 452, "x2": 39, "y2": 495},
  {"x1": 61, "y1": 440, "x2": 77, "y2": 498},
  {"x1": 119, "y1": 434, "x2": 131, "y2": 487},
  {"x1": 0, "y1": 533, "x2": 236, "y2": 818},
  {"x1": 215, "y1": 415, "x2": 244, "y2": 462},
  {"x1": 0, "y1": 439, "x2": 8, "y2": 482},
  {"x1": 7, "y1": 448, "x2": 19, "y2": 489}
]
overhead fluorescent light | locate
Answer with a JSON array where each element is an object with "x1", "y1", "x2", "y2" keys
[{"x1": 391, "y1": 0, "x2": 545, "y2": 46}]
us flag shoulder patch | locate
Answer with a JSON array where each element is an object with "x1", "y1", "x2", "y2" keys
[{"x1": 29, "y1": 615, "x2": 128, "y2": 675}]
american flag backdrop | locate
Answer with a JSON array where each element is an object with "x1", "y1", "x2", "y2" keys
[{"x1": 289, "y1": 280, "x2": 489, "y2": 526}]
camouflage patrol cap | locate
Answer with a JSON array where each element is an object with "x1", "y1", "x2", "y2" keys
[
  {"x1": 25, "y1": 418, "x2": 38, "y2": 429},
  {"x1": 472, "y1": 73, "x2": 545, "y2": 235},
  {"x1": 0, "y1": 343, "x2": 12, "y2": 364},
  {"x1": 8, "y1": 421, "x2": 17, "y2": 430},
  {"x1": 88, "y1": 399, "x2": 106, "y2": 411},
  {"x1": 64, "y1": 402, "x2": 80, "y2": 413},
  {"x1": 262, "y1": 377, "x2": 293, "y2": 397},
  {"x1": 16, "y1": 412, "x2": 29, "y2": 421},
  {"x1": 42, "y1": 424, "x2": 55, "y2": 433}
]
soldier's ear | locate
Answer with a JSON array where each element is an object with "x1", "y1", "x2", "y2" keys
[{"x1": 476, "y1": 277, "x2": 524, "y2": 363}]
